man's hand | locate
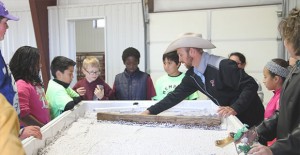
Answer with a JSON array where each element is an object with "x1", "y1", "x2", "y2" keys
[
  {"x1": 248, "y1": 144, "x2": 273, "y2": 155},
  {"x1": 217, "y1": 106, "x2": 237, "y2": 117},
  {"x1": 141, "y1": 110, "x2": 150, "y2": 115},
  {"x1": 94, "y1": 85, "x2": 104, "y2": 100},
  {"x1": 19, "y1": 126, "x2": 42, "y2": 140},
  {"x1": 76, "y1": 87, "x2": 86, "y2": 96}
]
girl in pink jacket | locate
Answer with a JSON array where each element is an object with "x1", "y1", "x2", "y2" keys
[{"x1": 262, "y1": 58, "x2": 289, "y2": 146}]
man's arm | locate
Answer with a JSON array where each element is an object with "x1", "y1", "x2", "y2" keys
[
  {"x1": 254, "y1": 111, "x2": 300, "y2": 155},
  {"x1": 63, "y1": 96, "x2": 81, "y2": 112},
  {"x1": 219, "y1": 60, "x2": 259, "y2": 114},
  {"x1": 270, "y1": 124, "x2": 300, "y2": 154},
  {"x1": 256, "y1": 111, "x2": 278, "y2": 144},
  {"x1": 146, "y1": 72, "x2": 197, "y2": 115}
]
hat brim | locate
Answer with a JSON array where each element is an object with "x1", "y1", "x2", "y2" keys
[
  {"x1": 165, "y1": 36, "x2": 215, "y2": 53},
  {"x1": 4, "y1": 14, "x2": 19, "y2": 21}
]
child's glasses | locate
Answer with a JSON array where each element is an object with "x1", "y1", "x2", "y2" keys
[{"x1": 84, "y1": 68, "x2": 100, "y2": 75}]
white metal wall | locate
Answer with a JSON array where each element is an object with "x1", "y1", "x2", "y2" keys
[
  {"x1": 2, "y1": 0, "x2": 300, "y2": 101},
  {"x1": 0, "y1": 0, "x2": 36, "y2": 63},
  {"x1": 48, "y1": 0, "x2": 145, "y2": 86},
  {"x1": 149, "y1": 5, "x2": 281, "y2": 104}
]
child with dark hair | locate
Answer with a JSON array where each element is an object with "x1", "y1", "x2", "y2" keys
[
  {"x1": 229, "y1": 52, "x2": 264, "y2": 103},
  {"x1": 263, "y1": 58, "x2": 289, "y2": 119},
  {"x1": 46, "y1": 56, "x2": 81, "y2": 119},
  {"x1": 228, "y1": 52, "x2": 246, "y2": 68},
  {"x1": 112, "y1": 47, "x2": 156, "y2": 100},
  {"x1": 262, "y1": 58, "x2": 289, "y2": 146},
  {"x1": 9, "y1": 46, "x2": 50, "y2": 127},
  {"x1": 122, "y1": 47, "x2": 141, "y2": 63},
  {"x1": 153, "y1": 51, "x2": 198, "y2": 100}
]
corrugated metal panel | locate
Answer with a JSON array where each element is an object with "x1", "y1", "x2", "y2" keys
[
  {"x1": 1, "y1": 9, "x2": 36, "y2": 62},
  {"x1": 153, "y1": 0, "x2": 282, "y2": 12},
  {"x1": 48, "y1": 0, "x2": 145, "y2": 86},
  {"x1": 148, "y1": 5, "x2": 281, "y2": 104}
]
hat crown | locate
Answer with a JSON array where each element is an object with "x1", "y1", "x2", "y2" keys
[
  {"x1": 179, "y1": 33, "x2": 202, "y2": 38},
  {"x1": 0, "y1": 2, "x2": 9, "y2": 16},
  {"x1": 175, "y1": 33, "x2": 203, "y2": 41},
  {"x1": 0, "y1": 1, "x2": 19, "y2": 21},
  {"x1": 164, "y1": 32, "x2": 216, "y2": 53}
]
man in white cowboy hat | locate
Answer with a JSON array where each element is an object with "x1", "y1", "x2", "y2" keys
[{"x1": 142, "y1": 33, "x2": 264, "y2": 128}]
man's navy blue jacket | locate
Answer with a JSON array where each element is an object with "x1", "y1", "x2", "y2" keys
[{"x1": 148, "y1": 53, "x2": 264, "y2": 128}]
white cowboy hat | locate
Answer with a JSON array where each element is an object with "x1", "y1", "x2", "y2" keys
[{"x1": 165, "y1": 33, "x2": 215, "y2": 53}]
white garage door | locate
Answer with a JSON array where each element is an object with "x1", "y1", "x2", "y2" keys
[{"x1": 149, "y1": 4, "x2": 282, "y2": 104}]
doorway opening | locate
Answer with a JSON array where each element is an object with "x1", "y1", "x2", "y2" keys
[{"x1": 73, "y1": 18, "x2": 106, "y2": 81}]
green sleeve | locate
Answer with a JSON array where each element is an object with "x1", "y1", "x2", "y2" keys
[
  {"x1": 46, "y1": 81, "x2": 79, "y2": 119},
  {"x1": 49, "y1": 88, "x2": 72, "y2": 110},
  {"x1": 66, "y1": 87, "x2": 80, "y2": 98},
  {"x1": 187, "y1": 91, "x2": 199, "y2": 100}
]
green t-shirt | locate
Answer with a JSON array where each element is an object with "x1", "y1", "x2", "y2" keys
[
  {"x1": 152, "y1": 73, "x2": 199, "y2": 101},
  {"x1": 46, "y1": 80, "x2": 79, "y2": 119}
]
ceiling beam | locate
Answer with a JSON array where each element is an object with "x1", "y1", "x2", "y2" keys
[{"x1": 147, "y1": 0, "x2": 154, "y2": 13}]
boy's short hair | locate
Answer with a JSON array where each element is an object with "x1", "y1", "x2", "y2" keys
[
  {"x1": 82, "y1": 56, "x2": 100, "y2": 69},
  {"x1": 51, "y1": 56, "x2": 76, "y2": 78},
  {"x1": 122, "y1": 47, "x2": 140, "y2": 63},
  {"x1": 162, "y1": 51, "x2": 179, "y2": 65}
]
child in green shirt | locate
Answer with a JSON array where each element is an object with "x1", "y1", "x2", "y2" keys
[
  {"x1": 152, "y1": 51, "x2": 199, "y2": 100},
  {"x1": 46, "y1": 56, "x2": 81, "y2": 119}
]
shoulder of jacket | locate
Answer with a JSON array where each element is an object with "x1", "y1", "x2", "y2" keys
[{"x1": 185, "y1": 67, "x2": 194, "y2": 75}]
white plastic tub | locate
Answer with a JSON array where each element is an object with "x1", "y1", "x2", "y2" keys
[{"x1": 22, "y1": 100, "x2": 243, "y2": 155}]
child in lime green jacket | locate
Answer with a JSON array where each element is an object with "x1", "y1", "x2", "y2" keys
[{"x1": 46, "y1": 56, "x2": 81, "y2": 119}]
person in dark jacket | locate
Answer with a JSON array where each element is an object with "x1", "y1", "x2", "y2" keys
[
  {"x1": 229, "y1": 52, "x2": 264, "y2": 103},
  {"x1": 248, "y1": 8, "x2": 300, "y2": 155},
  {"x1": 112, "y1": 47, "x2": 156, "y2": 100},
  {"x1": 142, "y1": 33, "x2": 264, "y2": 128}
]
